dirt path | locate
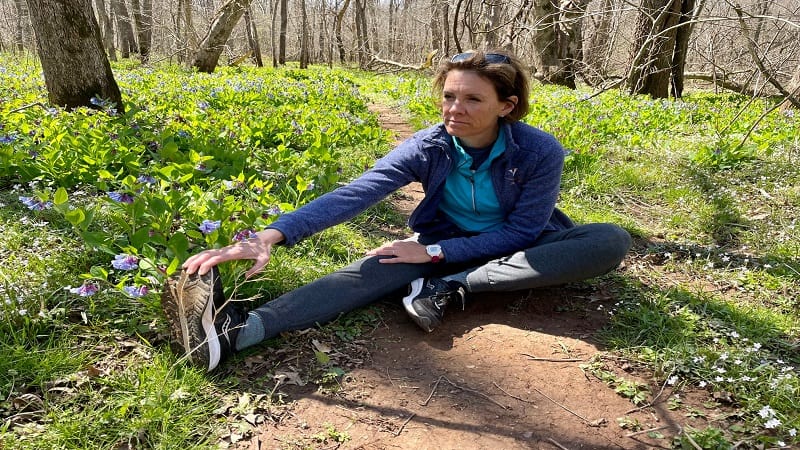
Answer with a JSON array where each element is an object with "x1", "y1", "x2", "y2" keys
[{"x1": 224, "y1": 105, "x2": 697, "y2": 450}]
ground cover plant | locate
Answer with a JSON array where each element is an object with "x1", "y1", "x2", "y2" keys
[{"x1": 1, "y1": 54, "x2": 798, "y2": 449}]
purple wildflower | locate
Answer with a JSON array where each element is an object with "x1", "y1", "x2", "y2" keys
[
  {"x1": 108, "y1": 191, "x2": 135, "y2": 203},
  {"x1": 19, "y1": 196, "x2": 52, "y2": 211},
  {"x1": 199, "y1": 219, "x2": 221, "y2": 234},
  {"x1": 70, "y1": 282, "x2": 99, "y2": 297},
  {"x1": 137, "y1": 174, "x2": 156, "y2": 184},
  {"x1": 0, "y1": 134, "x2": 16, "y2": 144},
  {"x1": 266, "y1": 205, "x2": 282, "y2": 216},
  {"x1": 232, "y1": 229, "x2": 258, "y2": 242},
  {"x1": 111, "y1": 254, "x2": 139, "y2": 270},
  {"x1": 123, "y1": 285, "x2": 149, "y2": 298}
]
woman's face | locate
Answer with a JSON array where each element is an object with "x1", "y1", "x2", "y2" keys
[{"x1": 441, "y1": 70, "x2": 517, "y2": 148}]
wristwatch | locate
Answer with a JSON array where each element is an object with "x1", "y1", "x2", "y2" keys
[{"x1": 426, "y1": 244, "x2": 443, "y2": 263}]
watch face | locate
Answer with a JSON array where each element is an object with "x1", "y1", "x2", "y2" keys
[{"x1": 426, "y1": 245, "x2": 442, "y2": 256}]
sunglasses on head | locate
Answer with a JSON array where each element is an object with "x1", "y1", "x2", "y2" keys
[{"x1": 450, "y1": 52, "x2": 511, "y2": 64}]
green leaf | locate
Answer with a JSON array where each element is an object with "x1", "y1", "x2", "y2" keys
[
  {"x1": 314, "y1": 350, "x2": 330, "y2": 365},
  {"x1": 89, "y1": 266, "x2": 109, "y2": 280},
  {"x1": 54, "y1": 187, "x2": 68, "y2": 205},
  {"x1": 130, "y1": 227, "x2": 151, "y2": 248},
  {"x1": 65, "y1": 208, "x2": 86, "y2": 227}
]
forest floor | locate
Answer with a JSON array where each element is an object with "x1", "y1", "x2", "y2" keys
[{"x1": 220, "y1": 105, "x2": 709, "y2": 450}]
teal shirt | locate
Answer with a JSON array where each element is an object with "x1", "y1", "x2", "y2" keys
[{"x1": 439, "y1": 129, "x2": 507, "y2": 232}]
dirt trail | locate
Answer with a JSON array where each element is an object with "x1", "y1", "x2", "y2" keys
[{"x1": 225, "y1": 105, "x2": 697, "y2": 450}]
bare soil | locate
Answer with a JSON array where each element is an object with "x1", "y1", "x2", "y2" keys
[{"x1": 219, "y1": 105, "x2": 711, "y2": 450}]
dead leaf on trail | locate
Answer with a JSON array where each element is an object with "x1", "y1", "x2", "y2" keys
[
  {"x1": 274, "y1": 370, "x2": 306, "y2": 386},
  {"x1": 312, "y1": 339, "x2": 332, "y2": 353}
]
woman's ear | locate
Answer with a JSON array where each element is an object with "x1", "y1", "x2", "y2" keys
[{"x1": 502, "y1": 95, "x2": 518, "y2": 117}]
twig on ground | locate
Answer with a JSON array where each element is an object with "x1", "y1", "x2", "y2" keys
[
  {"x1": 625, "y1": 371, "x2": 673, "y2": 414},
  {"x1": 521, "y1": 353, "x2": 583, "y2": 362},
  {"x1": 531, "y1": 386, "x2": 590, "y2": 423},
  {"x1": 493, "y1": 382, "x2": 536, "y2": 404},
  {"x1": 420, "y1": 376, "x2": 444, "y2": 406},
  {"x1": 684, "y1": 431, "x2": 703, "y2": 450},
  {"x1": 547, "y1": 437, "x2": 571, "y2": 450},
  {"x1": 626, "y1": 425, "x2": 670, "y2": 437},
  {"x1": 420, "y1": 375, "x2": 509, "y2": 409},
  {"x1": 7, "y1": 102, "x2": 48, "y2": 114},
  {"x1": 393, "y1": 413, "x2": 415, "y2": 436}
]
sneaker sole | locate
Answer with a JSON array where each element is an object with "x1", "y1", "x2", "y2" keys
[
  {"x1": 162, "y1": 270, "x2": 221, "y2": 371},
  {"x1": 402, "y1": 278, "x2": 434, "y2": 332}
]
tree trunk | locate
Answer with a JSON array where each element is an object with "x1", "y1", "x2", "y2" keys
[
  {"x1": 353, "y1": 0, "x2": 370, "y2": 68},
  {"x1": 499, "y1": 0, "x2": 533, "y2": 52},
  {"x1": 582, "y1": 0, "x2": 614, "y2": 85},
  {"x1": 178, "y1": 0, "x2": 198, "y2": 62},
  {"x1": 243, "y1": 5, "x2": 263, "y2": 66},
  {"x1": 26, "y1": 0, "x2": 123, "y2": 112},
  {"x1": 130, "y1": 0, "x2": 153, "y2": 62},
  {"x1": 780, "y1": 62, "x2": 800, "y2": 112},
  {"x1": 299, "y1": 0, "x2": 309, "y2": 68},
  {"x1": 555, "y1": 0, "x2": 590, "y2": 89},
  {"x1": 279, "y1": 0, "x2": 288, "y2": 64},
  {"x1": 111, "y1": 0, "x2": 136, "y2": 58},
  {"x1": 627, "y1": 0, "x2": 682, "y2": 98},
  {"x1": 93, "y1": 0, "x2": 117, "y2": 60},
  {"x1": 13, "y1": 0, "x2": 28, "y2": 52},
  {"x1": 334, "y1": 0, "x2": 351, "y2": 63},
  {"x1": 530, "y1": 0, "x2": 558, "y2": 83},
  {"x1": 270, "y1": 0, "x2": 279, "y2": 67},
  {"x1": 670, "y1": 0, "x2": 696, "y2": 98},
  {"x1": 191, "y1": 0, "x2": 252, "y2": 73}
]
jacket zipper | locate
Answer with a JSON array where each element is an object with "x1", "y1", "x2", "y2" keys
[{"x1": 468, "y1": 171, "x2": 479, "y2": 215}]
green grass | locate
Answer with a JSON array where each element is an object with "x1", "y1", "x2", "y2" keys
[{"x1": 2, "y1": 55, "x2": 799, "y2": 448}]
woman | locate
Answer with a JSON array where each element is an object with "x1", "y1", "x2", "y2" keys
[{"x1": 161, "y1": 50, "x2": 632, "y2": 372}]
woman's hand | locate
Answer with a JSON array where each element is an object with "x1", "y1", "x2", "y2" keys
[
  {"x1": 366, "y1": 240, "x2": 434, "y2": 264},
  {"x1": 182, "y1": 228, "x2": 285, "y2": 277}
]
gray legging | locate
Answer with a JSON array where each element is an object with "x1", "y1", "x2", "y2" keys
[{"x1": 250, "y1": 223, "x2": 632, "y2": 340}]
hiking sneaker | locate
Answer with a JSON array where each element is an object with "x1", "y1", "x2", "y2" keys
[
  {"x1": 402, "y1": 277, "x2": 465, "y2": 332},
  {"x1": 161, "y1": 267, "x2": 245, "y2": 372}
]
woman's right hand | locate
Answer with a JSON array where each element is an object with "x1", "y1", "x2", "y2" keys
[{"x1": 181, "y1": 228, "x2": 285, "y2": 278}]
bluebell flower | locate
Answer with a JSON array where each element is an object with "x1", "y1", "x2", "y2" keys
[
  {"x1": 199, "y1": 219, "x2": 221, "y2": 234},
  {"x1": 19, "y1": 196, "x2": 52, "y2": 211},
  {"x1": 90, "y1": 96, "x2": 104, "y2": 106},
  {"x1": 111, "y1": 254, "x2": 139, "y2": 270},
  {"x1": 70, "y1": 282, "x2": 99, "y2": 297},
  {"x1": 108, "y1": 191, "x2": 135, "y2": 203},
  {"x1": 137, "y1": 174, "x2": 156, "y2": 184},
  {"x1": 266, "y1": 205, "x2": 282, "y2": 216},
  {"x1": 232, "y1": 229, "x2": 258, "y2": 242},
  {"x1": 123, "y1": 285, "x2": 149, "y2": 298},
  {"x1": 0, "y1": 134, "x2": 16, "y2": 144}
]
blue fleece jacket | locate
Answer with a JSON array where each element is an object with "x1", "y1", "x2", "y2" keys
[{"x1": 267, "y1": 121, "x2": 574, "y2": 263}]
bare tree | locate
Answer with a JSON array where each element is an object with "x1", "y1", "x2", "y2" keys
[
  {"x1": 26, "y1": 0, "x2": 123, "y2": 111},
  {"x1": 13, "y1": 0, "x2": 28, "y2": 52},
  {"x1": 93, "y1": 0, "x2": 117, "y2": 61},
  {"x1": 243, "y1": 5, "x2": 263, "y2": 66},
  {"x1": 781, "y1": 62, "x2": 800, "y2": 111},
  {"x1": 279, "y1": 0, "x2": 288, "y2": 64},
  {"x1": 191, "y1": 0, "x2": 252, "y2": 73},
  {"x1": 299, "y1": 0, "x2": 310, "y2": 68},
  {"x1": 353, "y1": 0, "x2": 371, "y2": 67},
  {"x1": 530, "y1": 0, "x2": 589, "y2": 88},
  {"x1": 582, "y1": 0, "x2": 616, "y2": 85},
  {"x1": 627, "y1": 0, "x2": 683, "y2": 98},
  {"x1": 334, "y1": 0, "x2": 351, "y2": 63},
  {"x1": 111, "y1": 0, "x2": 137, "y2": 58},
  {"x1": 130, "y1": 0, "x2": 153, "y2": 62}
]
